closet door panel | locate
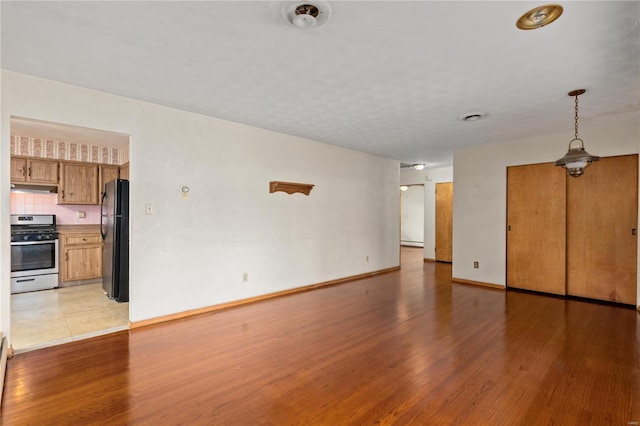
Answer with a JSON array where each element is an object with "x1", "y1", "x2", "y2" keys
[
  {"x1": 435, "y1": 182, "x2": 453, "y2": 262},
  {"x1": 507, "y1": 163, "x2": 566, "y2": 294},
  {"x1": 567, "y1": 154, "x2": 638, "y2": 304}
]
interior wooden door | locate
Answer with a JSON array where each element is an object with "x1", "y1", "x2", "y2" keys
[
  {"x1": 567, "y1": 154, "x2": 638, "y2": 304},
  {"x1": 435, "y1": 182, "x2": 453, "y2": 262},
  {"x1": 507, "y1": 163, "x2": 566, "y2": 294}
]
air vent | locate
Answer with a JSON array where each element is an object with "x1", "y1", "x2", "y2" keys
[{"x1": 459, "y1": 112, "x2": 488, "y2": 122}]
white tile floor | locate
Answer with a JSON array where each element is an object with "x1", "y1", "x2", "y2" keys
[{"x1": 11, "y1": 282, "x2": 129, "y2": 353}]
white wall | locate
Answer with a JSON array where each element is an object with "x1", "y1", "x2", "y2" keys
[
  {"x1": 0, "y1": 70, "x2": 400, "y2": 336},
  {"x1": 453, "y1": 113, "x2": 640, "y2": 306},
  {"x1": 401, "y1": 167, "x2": 454, "y2": 260},
  {"x1": 400, "y1": 185, "x2": 424, "y2": 246}
]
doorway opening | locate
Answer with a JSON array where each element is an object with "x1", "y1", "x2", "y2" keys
[{"x1": 9, "y1": 117, "x2": 131, "y2": 353}]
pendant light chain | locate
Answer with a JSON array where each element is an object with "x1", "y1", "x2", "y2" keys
[
  {"x1": 554, "y1": 88, "x2": 599, "y2": 177},
  {"x1": 574, "y1": 94, "x2": 579, "y2": 140}
]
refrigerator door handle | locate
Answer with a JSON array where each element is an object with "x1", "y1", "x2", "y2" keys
[{"x1": 100, "y1": 190, "x2": 107, "y2": 240}]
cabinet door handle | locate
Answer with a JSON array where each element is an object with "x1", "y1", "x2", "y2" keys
[
  {"x1": 633, "y1": 228, "x2": 637, "y2": 236},
  {"x1": 28, "y1": 167, "x2": 31, "y2": 178},
  {"x1": 22, "y1": 167, "x2": 26, "y2": 177},
  {"x1": 61, "y1": 190, "x2": 65, "y2": 200},
  {"x1": 65, "y1": 253, "x2": 69, "y2": 261}
]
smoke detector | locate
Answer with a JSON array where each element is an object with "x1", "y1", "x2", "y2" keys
[{"x1": 282, "y1": 1, "x2": 332, "y2": 29}]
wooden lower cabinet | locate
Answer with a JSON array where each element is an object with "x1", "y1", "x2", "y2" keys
[{"x1": 60, "y1": 232, "x2": 103, "y2": 282}]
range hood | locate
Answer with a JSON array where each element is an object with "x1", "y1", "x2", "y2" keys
[{"x1": 10, "y1": 183, "x2": 58, "y2": 194}]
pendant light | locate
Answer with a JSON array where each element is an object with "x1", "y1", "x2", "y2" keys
[{"x1": 554, "y1": 89, "x2": 599, "y2": 178}]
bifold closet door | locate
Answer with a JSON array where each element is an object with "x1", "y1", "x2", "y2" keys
[
  {"x1": 567, "y1": 154, "x2": 638, "y2": 304},
  {"x1": 507, "y1": 163, "x2": 566, "y2": 294},
  {"x1": 435, "y1": 182, "x2": 453, "y2": 262}
]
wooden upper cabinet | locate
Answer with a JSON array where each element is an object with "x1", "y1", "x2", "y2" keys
[
  {"x1": 29, "y1": 159, "x2": 59, "y2": 184},
  {"x1": 119, "y1": 162, "x2": 130, "y2": 180},
  {"x1": 10, "y1": 157, "x2": 27, "y2": 182},
  {"x1": 59, "y1": 162, "x2": 99, "y2": 205},
  {"x1": 99, "y1": 165, "x2": 119, "y2": 199},
  {"x1": 11, "y1": 157, "x2": 59, "y2": 185}
]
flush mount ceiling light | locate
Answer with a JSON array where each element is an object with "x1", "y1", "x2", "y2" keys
[
  {"x1": 459, "y1": 112, "x2": 487, "y2": 122},
  {"x1": 554, "y1": 89, "x2": 600, "y2": 178},
  {"x1": 400, "y1": 163, "x2": 427, "y2": 170},
  {"x1": 400, "y1": 186, "x2": 409, "y2": 191},
  {"x1": 282, "y1": 1, "x2": 332, "y2": 29},
  {"x1": 516, "y1": 4, "x2": 563, "y2": 30}
]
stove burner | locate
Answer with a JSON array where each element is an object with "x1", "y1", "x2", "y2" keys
[
  {"x1": 10, "y1": 231, "x2": 58, "y2": 242},
  {"x1": 11, "y1": 214, "x2": 58, "y2": 242},
  {"x1": 12, "y1": 229, "x2": 56, "y2": 234}
]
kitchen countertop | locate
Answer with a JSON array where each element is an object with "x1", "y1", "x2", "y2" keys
[{"x1": 57, "y1": 224, "x2": 101, "y2": 233}]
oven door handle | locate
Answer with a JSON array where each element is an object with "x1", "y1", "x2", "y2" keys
[
  {"x1": 16, "y1": 278, "x2": 36, "y2": 283},
  {"x1": 11, "y1": 240, "x2": 57, "y2": 246}
]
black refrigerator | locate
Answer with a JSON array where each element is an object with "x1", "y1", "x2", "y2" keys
[{"x1": 101, "y1": 179, "x2": 129, "y2": 302}]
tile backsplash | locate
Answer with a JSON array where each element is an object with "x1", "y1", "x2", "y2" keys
[{"x1": 11, "y1": 193, "x2": 101, "y2": 225}]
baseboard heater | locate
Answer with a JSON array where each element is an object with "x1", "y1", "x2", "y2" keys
[
  {"x1": 400, "y1": 241, "x2": 424, "y2": 247},
  {"x1": 0, "y1": 335, "x2": 7, "y2": 405}
]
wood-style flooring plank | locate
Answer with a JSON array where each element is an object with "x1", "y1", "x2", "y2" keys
[{"x1": 2, "y1": 247, "x2": 639, "y2": 425}]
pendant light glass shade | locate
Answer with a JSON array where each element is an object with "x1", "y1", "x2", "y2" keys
[
  {"x1": 554, "y1": 89, "x2": 599, "y2": 178},
  {"x1": 554, "y1": 138, "x2": 599, "y2": 177}
]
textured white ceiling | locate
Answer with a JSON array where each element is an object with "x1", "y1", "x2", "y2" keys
[{"x1": 2, "y1": 1, "x2": 639, "y2": 167}]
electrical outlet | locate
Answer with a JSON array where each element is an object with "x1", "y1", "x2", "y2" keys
[
  {"x1": 77, "y1": 211, "x2": 86, "y2": 219},
  {"x1": 242, "y1": 272, "x2": 248, "y2": 282},
  {"x1": 145, "y1": 203, "x2": 153, "y2": 215},
  {"x1": 474, "y1": 261, "x2": 479, "y2": 269}
]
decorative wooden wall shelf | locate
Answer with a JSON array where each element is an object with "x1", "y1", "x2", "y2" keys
[{"x1": 269, "y1": 181, "x2": 314, "y2": 196}]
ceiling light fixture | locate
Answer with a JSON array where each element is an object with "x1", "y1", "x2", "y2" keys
[
  {"x1": 282, "y1": 1, "x2": 332, "y2": 29},
  {"x1": 516, "y1": 4, "x2": 563, "y2": 30},
  {"x1": 400, "y1": 186, "x2": 409, "y2": 191},
  {"x1": 554, "y1": 89, "x2": 599, "y2": 178},
  {"x1": 400, "y1": 163, "x2": 427, "y2": 170}
]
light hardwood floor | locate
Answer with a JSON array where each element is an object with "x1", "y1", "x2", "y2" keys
[
  {"x1": 2, "y1": 248, "x2": 638, "y2": 424},
  {"x1": 11, "y1": 282, "x2": 129, "y2": 352}
]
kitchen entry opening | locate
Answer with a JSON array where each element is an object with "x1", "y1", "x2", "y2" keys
[{"x1": 9, "y1": 116, "x2": 131, "y2": 352}]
